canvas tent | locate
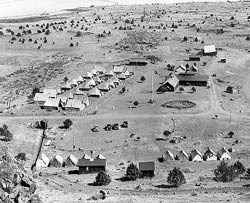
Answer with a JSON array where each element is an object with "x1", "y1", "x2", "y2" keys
[
  {"x1": 82, "y1": 96, "x2": 90, "y2": 107},
  {"x1": 36, "y1": 153, "x2": 50, "y2": 168},
  {"x1": 74, "y1": 88, "x2": 85, "y2": 95},
  {"x1": 79, "y1": 83, "x2": 91, "y2": 91},
  {"x1": 88, "y1": 88, "x2": 102, "y2": 97},
  {"x1": 83, "y1": 72, "x2": 93, "y2": 79},
  {"x1": 69, "y1": 79, "x2": 78, "y2": 87},
  {"x1": 118, "y1": 73, "x2": 127, "y2": 80},
  {"x1": 90, "y1": 69, "x2": 97, "y2": 76},
  {"x1": 76, "y1": 75, "x2": 84, "y2": 83},
  {"x1": 94, "y1": 65, "x2": 106, "y2": 74},
  {"x1": 86, "y1": 79, "x2": 96, "y2": 87},
  {"x1": 190, "y1": 149, "x2": 202, "y2": 162},
  {"x1": 217, "y1": 147, "x2": 231, "y2": 160},
  {"x1": 124, "y1": 70, "x2": 130, "y2": 77},
  {"x1": 111, "y1": 77, "x2": 120, "y2": 85},
  {"x1": 165, "y1": 150, "x2": 175, "y2": 160},
  {"x1": 113, "y1": 65, "x2": 125, "y2": 74},
  {"x1": 106, "y1": 80, "x2": 116, "y2": 88},
  {"x1": 50, "y1": 154, "x2": 64, "y2": 167},
  {"x1": 191, "y1": 64, "x2": 198, "y2": 72},
  {"x1": 104, "y1": 70, "x2": 114, "y2": 77},
  {"x1": 64, "y1": 154, "x2": 78, "y2": 167},
  {"x1": 176, "y1": 150, "x2": 189, "y2": 161},
  {"x1": 203, "y1": 148, "x2": 217, "y2": 161},
  {"x1": 61, "y1": 82, "x2": 71, "y2": 91},
  {"x1": 98, "y1": 83, "x2": 110, "y2": 92},
  {"x1": 175, "y1": 65, "x2": 187, "y2": 74}
]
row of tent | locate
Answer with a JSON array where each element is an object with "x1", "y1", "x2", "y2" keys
[
  {"x1": 36, "y1": 153, "x2": 106, "y2": 168},
  {"x1": 163, "y1": 147, "x2": 231, "y2": 162}
]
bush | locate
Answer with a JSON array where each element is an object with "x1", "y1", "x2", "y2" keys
[
  {"x1": 167, "y1": 167, "x2": 186, "y2": 187},
  {"x1": 0, "y1": 124, "x2": 13, "y2": 141},
  {"x1": 94, "y1": 171, "x2": 111, "y2": 186},
  {"x1": 63, "y1": 119, "x2": 73, "y2": 129},
  {"x1": 76, "y1": 31, "x2": 82, "y2": 37},
  {"x1": 140, "y1": 76, "x2": 146, "y2": 82},
  {"x1": 214, "y1": 160, "x2": 245, "y2": 182},
  {"x1": 30, "y1": 87, "x2": 40, "y2": 98},
  {"x1": 246, "y1": 36, "x2": 250, "y2": 41},
  {"x1": 45, "y1": 30, "x2": 50, "y2": 35},
  {"x1": 183, "y1": 36, "x2": 188, "y2": 41},
  {"x1": 123, "y1": 163, "x2": 140, "y2": 181},
  {"x1": 63, "y1": 77, "x2": 69, "y2": 82},
  {"x1": 133, "y1": 101, "x2": 139, "y2": 106},
  {"x1": 70, "y1": 43, "x2": 74, "y2": 47}
]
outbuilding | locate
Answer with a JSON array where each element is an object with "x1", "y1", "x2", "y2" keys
[
  {"x1": 64, "y1": 155, "x2": 78, "y2": 167},
  {"x1": 189, "y1": 55, "x2": 201, "y2": 61},
  {"x1": 203, "y1": 45, "x2": 217, "y2": 56},
  {"x1": 139, "y1": 161, "x2": 155, "y2": 178},
  {"x1": 217, "y1": 147, "x2": 231, "y2": 160},
  {"x1": 190, "y1": 149, "x2": 203, "y2": 162},
  {"x1": 176, "y1": 73, "x2": 208, "y2": 86},
  {"x1": 157, "y1": 75, "x2": 179, "y2": 92}
]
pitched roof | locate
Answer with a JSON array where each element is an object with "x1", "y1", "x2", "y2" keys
[
  {"x1": 53, "y1": 154, "x2": 64, "y2": 164},
  {"x1": 98, "y1": 83, "x2": 110, "y2": 91},
  {"x1": 86, "y1": 79, "x2": 96, "y2": 86},
  {"x1": 43, "y1": 98, "x2": 60, "y2": 107},
  {"x1": 113, "y1": 65, "x2": 125, "y2": 73},
  {"x1": 217, "y1": 147, "x2": 230, "y2": 156},
  {"x1": 204, "y1": 45, "x2": 216, "y2": 53},
  {"x1": 61, "y1": 82, "x2": 71, "y2": 89},
  {"x1": 165, "y1": 150, "x2": 175, "y2": 160},
  {"x1": 81, "y1": 154, "x2": 91, "y2": 160},
  {"x1": 69, "y1": 79, "x2": 78, "y2": 86},
  {"x1": 161, "y1": 75, "x2": 179, "y2": 88},
  {"x1": 176, "y1": 73, "x2": 208, "y2": 82},
  {"x1": 65, "y1": 99, "x2": 84, "y2": 110},
  {"x1": 190, "y1": 149, "x2": 202, "y2": 160},
  {"x1": 175, "y1": 65, "x2": 186, "y2": 74},
  {"x1": 90, "y1": 69, "x2": 97, "y2": 75},
  {"x1": 74, "y1": 88, "x2": 85, "y2": 95},
  {"x1": 203, "y1": 148, "x2": 217, "y2": 160},
  {"x1": 95, "y1": 154, "x2": 106, "y2": 160},
  {"x1": 76, "y1": 75, "x2": 84, "y2": 82},
  {"x1": 58, "y1": 96, "x2": 68, "y2": 103},
  {"x1": 83, "y1": 72, "x2": 93, "y2": 79},
  {"x1": 105, "y1": 70, "x2": 114, "y2": 76},
  {"x1": 94, "y1": 65, "x2": 106, "y2": 73},
  {"x1": 66, "y1": 154, "x2": 78, "y2": 165},
  {"x1": 139, "y1": 161, "x2": 155, "y2": 171},
  {"x1": 177, "y1": 150, "x2": 189, "y2": 160},
  {"x1": 118, "y1": 73, "x2": 126, "y2": 79},
  {"x1": 88, "y1": 88, "x2": 102, "y2": 97},
  {"x1": 34, "y1": 93, "x2": 49, "y2": 102}
]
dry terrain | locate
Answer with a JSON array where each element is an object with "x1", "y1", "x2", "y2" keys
[{"x1": 1, "y1": 1, "x2": 250, "y2": 202}]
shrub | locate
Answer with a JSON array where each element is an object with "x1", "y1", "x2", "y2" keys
[
  {"x1": 63, "y1": 76, "x2": 69, "y2": 82},
  {"x1": 123, "y1": 163, "x2": 140, "y2": 181},
  {"x1": 179, "y1": 87, "x2": 184, "y2": 92},
  {"x1": 76, "y1": 31, "x2": 82, "y2": 37},
  {"x1": 133, "y1": 101, "x2": 139, "y2": 106},
  {"x1": 45, "y1": 30, "x2": 50, "y2": 35},
  {"x1": 70, "y1": 43, "x2": 74, "y2": 47},
  {"x1": 30, "y1": 87, "x2": 40, "y2": 98},
  {"x1": 214, "y1": 160, "x2": 241, "y2": 182},
  {"x1": 94, "y1": 171, "x2": 111, "y2": 186},
  {"x1": 0, "y1": 124, "x2": 13, "y2": 141},
  {"x1": 183, "y1": 36, "x2": 188, "y2": 41},
  {"x1": 233, "y1": 161, "x2": 246, "y2": 175},
  {"x1": 167, "y1": 167, "x2": 186, "y2": 187},
  {"x1": 0, "y1": 31, "x2": 3, "y2": 35},
  {"x1": 140, "y1": 76, "x2": 146, "y2": 82},
  {"x1": 63, "y1": 119, "x2": 73, "y2": 129},
  {"x1": 246, "y1": 36, "x2": 250, "y2": 41}
]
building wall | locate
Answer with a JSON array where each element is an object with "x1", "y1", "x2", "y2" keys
[
  {"x1": 179, "y1": 81, "x2": 207, "y2": 86},
  {"x1": 140, "y1": 171, "x2": 154, "y2": 178}
]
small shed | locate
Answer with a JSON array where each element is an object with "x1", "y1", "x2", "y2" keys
[
  {"x1": 78, "y1": 154, "x2": 106, "y2": 174},
  {"x1": 98, "y1": 83, "x2": 110, "y2": 92},
  {"x1": 189, "y1": 55, "x2": 201, "y2": 61},
  {"x1": 113, "y1": 65, "x2": 125, "y2": 74},
  {"x1": 118, "y1": 73, "x2": 127, "y2": 80},
  {"x1": 34, "y1": 93, "x2": 49, "y2": 105},
  {"x1": 104, "y1": 70, "x2": 114, "y2": 77},
  {"x1": 50, "y1": 154, "x2": 64, "y2": 167},
  {"x1": 139, "y1": 161, "x2": 155, "y2": 178}
]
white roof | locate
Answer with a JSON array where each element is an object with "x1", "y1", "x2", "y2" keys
[
  {"x1": 36, "y1": 153, "x2": 50, "y2": 167},
  {"x1": 94, "y1": 65, "x2": 106, "y2": 73},
  {"x1": 218, "y1": 147, "x2": 231, "y2": 156},
  {"x1": 204, "y1": 45, "x2": 216, "y2": 53},
  {"x1": 98, "y1": 83, "x2": 110, "y2": 90},
  {"x1": 70, "y1": 79, "x2": 78, "y2": 86},
  {"x1": 190, "y1": 149, "x2": 202, "y2": 161},
  {"x1": 96, "y1": 154, "x2": 106, "y2": 159},
  {"x1": 118, "y1": 73, "x2": 126, "y2": 79},
  {"x1": 54, "y1": 154, "x2": 64, "y2": 164},
  {"x1": 43, "y1": 98, "x2": 60, "y2": 107},
  {"x1": 105, "y1": 70, "x2": 114, "y2": 76},
  {"x1": 88, "y1": 88, "x2": 102, "y2": 96},
  {"x1": 178, "y1": 150, "x2": 189, "y2": 159},
  {"x1": 83, "y1": 72, "x2": 93, "y2": 78},
  {"x1": 34, "y1": 93, "x2": 49, "y2": 102},
  {"x1": 65, "y1": 99, "x2": 84, "y2": 109},
  {"x1": 74, "y1": 89, "x2": 85, "y2": 95},
  {"x1": 82, "y1": 96, "x2": 90, "y2": 106},
  {"x1": 106, "y1": 80, "x2": 115, "y2": 88},
  {"x1": 166, "y1": 150, "x2": 175, "y2": 160},
  {"x1": 90, "y1": 69, "x2": 97, "y2": 75},
  {"x1": 113, "y1": 65, "x2": 125, "y2": 73},
  {"x1": 42, "y1": 89, "x2": 57, "y2": 98},
  {"x1": 124, "y1": 70, "x2": 130, "y2": 76},
  {"x1": 76, "y1": 75, "x2": 84, "y2": 82},
  {"x1": 111, "y1": 77, "x2": 120, "y2": 84},
  {"x1": 86, "y1": 79, "x2": 96, "y2": 86},
  {"x1": 67, "y1": 154, "x2": 78, "y2": 165},
  {"x1": 80, "y1": 83, "x2": 91, "y2": 90},
  {"x1": 61, "y1": 82, "x2": 71, "y2": 89}
]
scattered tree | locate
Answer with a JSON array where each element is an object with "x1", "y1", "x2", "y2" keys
[
  {"x1": 94, "y1": 171, "x2": 111, "y2": 186},
  {"x1": 63, "y1": 77, "x2": 69, "y2": 82},
  {"x1": 63, "y1": 119, "x2": 73, "y2": 129},
  {"x1": 140, "y1": 76, "x2": 146, "y2": 82},
  {"x1": 0, "y1": 125, "x2": 13, "y2": 141},
  {"x1": 167, "y1": 167, "x2": 186, "y2": 187},
  {"x1": 133, "y1": 101, "x2": 139, "y2": 106},
  {"x1": 123, "y1": 163, "x2": 140, "y2": 181}
]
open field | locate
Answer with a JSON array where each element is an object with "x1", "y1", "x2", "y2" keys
[{"x1": 1, "y1": 1, "x2": 250, "y2": 202}]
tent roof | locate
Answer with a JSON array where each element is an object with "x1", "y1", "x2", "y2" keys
[
  {"x1": 113, "y1": 65, "x2": 125, "y2": 73},
  {"x1": 90, "y1": 69, "x2": 97, "y2": 75},
  {"x1": 41, "y1": 88, "x2": 57, "y2": 97},
  {"x1": 98, "y1": 83, "x2": 110, "y2": 90},
  {"x1": 74, "y1": 89, "x2": 84, "y2": 95},
  {"x1": 67, "y1": 154, "x2": 78, "y2": 165},
  {"x1": 166, "y1": 150, "x2": 175, "y2": 160},
  {"x1": 94, "y1": 65, "x2": 106, "y2": 73},
  {"x1": 204, "y1": 45, "x2": 216, "y2": 53},
  {"x1": 178, "y1": 150, "x2": 189, "y2": 159},
  {"x1": 61, "y1": 82, "x2": 71, "y2": 89},
  {"x1": 105, "y1": 70, "x2": 114, "y2": 76},
  {"x1": 81, "y1": 154, "x2": 91, "y2": 160},
  {"x1": 40, "y1": 153, "x2": 50, "y2": 166},
  {"x1": 53, "y1": 154, "x2": 64, "y2": 164},
  {"x1": 88, "y1": 88, "x2": 101, "y2": 96},
  {"x1": 86, "y1": 79, "x2": 96, "y2": 86},
  {"x1": 70, "y1": 79, "x2": 78, "y2": 86},
  {"x1": 218, "y1": 147, "x2": 230, "y2": 156},
  {"x1": 204, "y1": 148, "x2": 216, "y2": 156},
  {"x1": 190, "y1": 149, "x2": 202, "y2": 158},
  {"x1": 76, "y1": 75, "x2": 84, "y2": 82},
  {"x1": 95, "y1": 154, "x2": 106, "y2": 159},
  {"x1": 83, "y1": 72, "x2": 93, "y2": 78},
  {"x1": 162, "y1": 75, "x2": 179, "y2": 88},
  {"x1": 65, "y1": 99, "x2": 84, "y2": 109},
  {"x1": 118, "y1": 73, "x2": 126, "y2": 79}
]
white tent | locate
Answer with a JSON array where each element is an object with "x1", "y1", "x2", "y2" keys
[
  {"x1": 50, "y1": 154, "x2": 64, "y2": 167},
  {"x1": 204, "y1": 45, "x2": 216, "y2": 54},
  {"x1": 104, "y1": 70, "x2": 114, "y2": 77},
  {"x1": 36, "y1": 153, "x2": 50, "y2": 168},
  {"x1": 76, "y1": 75, "x2": 84, "y2": 83},
  {"x1": 203, "y1": 148, "x2": 217, "y2": 161},
  {"x1": 86, "y1": 79, "x2": 96, "y2": 87},
  {"x1": 83, "y1": 72, "x2": 93, "y2": 79},
  {"x1": 111, "y1": 77, "x2": 120, "y2": 85},
  {"x1": 165, "y1": 150, "x2": 175, "y2": 160},
  {"x1": 90, "y1": 69, "x2": 97, "y2": 76},
  {"x1": 98, "y1": 83, "x2": 110, "y2": 92},
  {"x1": 74, "y1": 88, "x2": 85, "y2": 95},
  {"x1": 43, "y1": 98, "x2": 60, "y2": 110},
  {"x1": 176, "y1": 150, "x2": 189, "y2": 161},
  {"x1": 79, "y1": 83, "x2": 91, "y2": 91},
  {"x1": 113, "y1": 65, "x2": 125, "y2": 74},
  {"x1": 106, "y1": 80, "x2": 116, "y2": 88},
  {"x1": 61, "y1": 82, "x2": 71, "y2": 90},
  {"x1": 118, "y1": 73, "x2": 126, "y2": 80},
  {"x1": 217, "y1": 147, "x2": 231, "y2": 160},
  {"x1": 88, "y1": 88, "x2": 102, "y2": 97},
  {"x1": 175, "y1": 65, "x2": 186, "y2": 74},
  {"x1": 94, "y1": 65, "x2": 106, "y2": 74},
  {"x1": 190, "y1": 149, "x2": 202, "y2": 162},
  {"x1": 64, "y1": 154, "x2": 78, "y2": 167},
  {"x1": 82, "y1": 96, "x2": 90, "y2": 107},
  {"x1": 124, "y1": 70, "x2": 130, "y2": 77},
  {"x1": 34, "y1": 93, "x2": 49, "y2": 104},
  {"x1": 96, "y1": 154, "x2": 106, "y2": 159},
  {"x1": 69, "y1": 79, "x2": 78, "y2": 87},
  {"x1": 82, "y1": 154, "x2": 91, "y2": 160}
]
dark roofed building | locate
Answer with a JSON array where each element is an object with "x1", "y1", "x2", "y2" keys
[
  {"x1": 78, "y1": 154, "x2": 106, "y2": 174},
  {"x1": 176, "y1": 73, "x2": 208, "y2": 86},
  {"x1": 157, "y1": 75, "x2": 179, "y2": 92},
  {"x1": 189, "y1": 55, "x2": 201, "y2": 61},
  {"x1": 128, "y1": 58, "x2": 148, "y2": 66},
  {"x1": 139, "y1": 161, "x2": 155, "y2": 178}
]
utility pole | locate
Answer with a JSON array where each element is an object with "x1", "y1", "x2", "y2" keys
[
  {"x1": 151, "y1": 71, "x2": 154, "y2": 102},
  {"x1": 73, "y1": 133, "x2": 75, "y2": 150},
  {"x1": 229, "y1": 109, "x2": 231, "y2": 125}
]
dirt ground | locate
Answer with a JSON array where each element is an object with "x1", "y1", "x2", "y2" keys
[{"x1": 1, "y1": 1, "x2": 250, "y2": 202}]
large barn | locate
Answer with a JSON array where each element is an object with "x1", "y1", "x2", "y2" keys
[{"x1": 176, "y1": 73, "x2": 208, "y2": 86}]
